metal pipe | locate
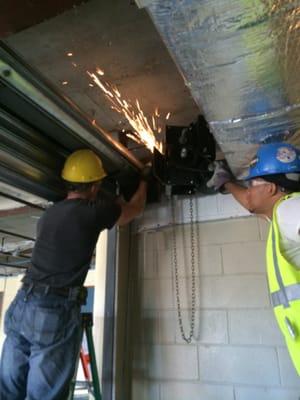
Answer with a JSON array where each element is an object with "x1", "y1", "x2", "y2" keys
[
  {"x1": 0, "y1": 250, "x2": 30, "y2": 259},
  {"x1": 0, "y1": 262, "x2": 27, "y2": 269},
  {"x1": 0, "y1": 191, "x2": 46, "y2": 210},
  {"x1": 0, "y1": 229, "x2": 35, "y2": 241},
  {"x1": 102, "y1": 227, "x2": 117, "y2": 400}
]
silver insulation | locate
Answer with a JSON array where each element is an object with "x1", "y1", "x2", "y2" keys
[{"x1": 138, "y1": 0, "x2": 300, "y2": 176}]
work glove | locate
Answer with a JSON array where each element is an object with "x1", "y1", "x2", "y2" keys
[{"x1": 206, "y1": 160, "x2": 233, "y2": 192}]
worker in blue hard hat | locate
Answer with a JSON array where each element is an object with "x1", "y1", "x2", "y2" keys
[
  {"x1": 207, "y1": 142, "x2": 300, "y2": 375},
  {"x1": 0, "y1": 149, "x2": 147, "y2": 400},
  {"x1": 208, "y1": 142, "x2": 300, "y2": 215}
]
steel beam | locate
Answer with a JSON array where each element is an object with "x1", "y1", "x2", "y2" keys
[{"x1": 0, "y1": 229, "x2": 35, "y2": 241}]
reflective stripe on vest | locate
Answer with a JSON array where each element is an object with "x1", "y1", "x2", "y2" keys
[
  {"x1": 271, "y1": 224, "x2": 290, "y2": 308},
  {"x1": 267, "y1": 192, "x2": 300, "y2": 376},
  {"x1": 268, "y1": 192, "x2": 300, "y2": 308},
  {"x1": 271, "y1": 283, "x2": 300, "y2": 307}
]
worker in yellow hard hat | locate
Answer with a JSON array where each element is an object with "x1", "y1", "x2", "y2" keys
[
  {"x1": 62, "y1": 148, "x2": 107, "y2": 183},
  {"x1": 207, "y1": 142, "x2": 300, "y2": 376},
  {"x1": 0, "y1": 149, "x2": 147, "y2": 399}
]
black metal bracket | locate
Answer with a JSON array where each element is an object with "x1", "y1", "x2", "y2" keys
[{"x1": 153, "y1": 115, "x2": 216, "y2": 196}]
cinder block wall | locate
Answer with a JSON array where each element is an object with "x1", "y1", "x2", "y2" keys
[{"x1": 129, "y1": 216, "x2": 300, "y2": 400}]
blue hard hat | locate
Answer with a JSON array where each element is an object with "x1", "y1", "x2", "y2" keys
[{"x1": 245, "y1": 142, "x2": 300, "y2": 180}]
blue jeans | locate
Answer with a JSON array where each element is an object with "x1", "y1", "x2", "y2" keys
[{"x1": 0, "y1": 287, "x2": 82, "y2": 400}]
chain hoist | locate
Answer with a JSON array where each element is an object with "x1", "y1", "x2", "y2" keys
[{"x1": 171, "y1": 196, "x2": 196, "y2": 344}]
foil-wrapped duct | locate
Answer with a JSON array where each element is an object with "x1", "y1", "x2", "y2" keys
[{"x1": 137, "y1": 0, "x2": 300, "y2": 177}]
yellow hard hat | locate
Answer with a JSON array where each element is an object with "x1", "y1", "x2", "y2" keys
[{"x1": 61, "y1": 149, "x2": 107, "y2": 183}]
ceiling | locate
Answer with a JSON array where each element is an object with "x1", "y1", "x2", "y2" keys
[
  {"x1": 0, "y1": 0, "x2": 89, "y2": 38},
  {"x1": 0, "y1": 0, "x2": 200, "y2": 273},
  {"x1": 4, "y1": 0, "x2": 198, "y2": 140}
]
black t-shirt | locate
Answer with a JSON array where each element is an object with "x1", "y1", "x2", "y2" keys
[{"x1": 24, "y1": 196, "x2": 121, "y2": 288}]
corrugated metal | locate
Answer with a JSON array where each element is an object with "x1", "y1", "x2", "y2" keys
[{"x1": 0, "y1": 41, "x2": 143, "y2": 200}]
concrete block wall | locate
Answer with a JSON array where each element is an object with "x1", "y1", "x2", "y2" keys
[{"x1": 130, "y1": 215, "x2": 300, "y2": 400}]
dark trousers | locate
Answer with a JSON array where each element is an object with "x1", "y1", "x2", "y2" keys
[{"x1": 0, "y1": 287, "x2": 82, "y2": 400}]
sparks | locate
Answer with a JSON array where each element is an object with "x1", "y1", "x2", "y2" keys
[
  {"x1": 152, "y1": 115, "x2": 157, "y2": 131},
  {"x1": 127, "y1": 133, "x2": 143, "y2": 145},
  {"x1": 88, "y1": 69, "x2": 164, "y2": 154},
  {"x1": 87, "y1": 72, "x2": 113, "y2": 98},
  {"x1": 113, "y1": 87, "x2": 121, "y2": 98},
  {"x1": 96, "y1": 68, "x2": 104, "y2": 76}
]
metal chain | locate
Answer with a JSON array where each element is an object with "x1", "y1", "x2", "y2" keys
[{"x1": 171, "y1": 196, "x2": 196, "y2": 344}]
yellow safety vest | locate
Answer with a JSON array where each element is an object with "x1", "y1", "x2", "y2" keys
[{"x1": 266, "y1": 192, "x2": 300, "y2": 375}]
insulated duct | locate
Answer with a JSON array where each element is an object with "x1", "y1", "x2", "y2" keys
[{"x1": 137, "y1": 0, "x2": 300, "y2": 176}]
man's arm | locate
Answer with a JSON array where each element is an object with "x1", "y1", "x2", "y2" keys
[
  {"x1": 207, "y1": 161, "x2": 251, "y2": 211},
  {"x1": 117, "y1": 181, "x2": 147, "y2": 226},
  {"x1": 224, "y1": 181, "x2": 251, "y2": 211}
]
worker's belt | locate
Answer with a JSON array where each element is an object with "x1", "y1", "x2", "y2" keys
[{"x1": 21, "y1": 282, "x2": 87, "y2": 304}]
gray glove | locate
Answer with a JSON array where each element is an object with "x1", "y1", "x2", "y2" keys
[{"x1": 206, "y1": 160, "x2": 233, "y2": 192}]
